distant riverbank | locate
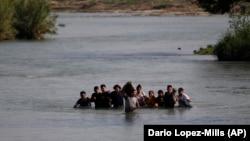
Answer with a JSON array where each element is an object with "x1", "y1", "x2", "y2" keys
[{"x1": 51, "y1": 0, "x2": 211, "y2": 16}]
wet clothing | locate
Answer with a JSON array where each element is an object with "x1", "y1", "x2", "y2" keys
[
  {"x1": 178, "y1": 93, "x2": 192, "y2": 108},
  {"x1": 75, "y1": 97, "x2": 91, "y2": 107},
  {"x1": 124, "y1": 96, "x2": 139, "y2": 113},
  {"x1": 164, "y1": 92, "x2": 176, "y2": 108},
  {"x1": 101, "y1": 91, "x2": 111, "y2": 108},
  {"x1": 91, "y1": 92, "x2": 105, "y2": 108},
  {"x1": 110, "y1": 91, "x2": 124, "y2": 108},
  {"x1": 136, "y1": 91, "x2": 146, "y2": 106},
  {"x1": 145, "y1": 96, "x2": 156, "y2": 108},
  {"x1": 156, "y1": 96, "x2": 165, "y2": 107}
]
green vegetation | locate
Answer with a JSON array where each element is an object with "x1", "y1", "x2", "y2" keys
[
  {"x1": 197, "y1": 0, "x2": 250, "y2": 14},
  {"x1": 197, "y1": 0, "x2": 237, "y2": 14},
  {"x1": 0, "y1": 0, "x2": 57, "y2": 41},
  {"x1": 214, "y1": 13, "x2": 250, "y2": 61},
  {"x1": 193, "y1": 45, "x2": 215, "y2": 55},
  {"x1": 194, "y1": 0, "x2": 250, "y2": 61},
  {"x1": 14, "y1": 0, "x2": 58, "y2": 39},
  {"x1": 194, "y1": 13, "x2": 250, "y2": 61},
  {"x1": 0, "y1": 0, "x2": 17, "y2": 40}
]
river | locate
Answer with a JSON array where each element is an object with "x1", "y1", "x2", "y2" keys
[{"x1": 0, "y1": 13, "x2": 249, "y2": 141}]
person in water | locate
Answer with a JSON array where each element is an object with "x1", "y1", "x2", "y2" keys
[
  {"x1": 122, "y1": 81, "x2": 140, "y2": 113},
  {"x1": 177, "y1": 87, "x2": 192, "y2": 108},
  {"x1": 100, "y1": 84, "x2": 112, "y2": 108},
  {"x1": 145, "y1": 90, "x2": 158, "y2": 108},
  {"x1": 164, "y1": 85, "x2": 178, "y2": 108},
  {"x1": 156, "y1": 90, "x2": 165, "y2": 107},
  {"x1": 110, "y1": 84, "x2": 124, "y2": 108},
  {"x1": 73, "y1": 91, "x2": 91, "y2": 108},
  {"x1": 135, "y1": 84, "x2": 146, "y2": 106},
  {"x1": 91, "y1": 86, "x2": 103, "y2": 109}
]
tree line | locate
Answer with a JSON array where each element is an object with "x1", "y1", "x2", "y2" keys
[{"x1": 197, "y1": 0, "x2": 250, "y2": 14}]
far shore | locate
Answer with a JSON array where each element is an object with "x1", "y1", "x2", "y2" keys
[
  {"x1": 51, "y1": 0, "x2": 212, "y2": 16},
  {"x1": 52, "y1": 9, "x2": 213, "y2": 17}
]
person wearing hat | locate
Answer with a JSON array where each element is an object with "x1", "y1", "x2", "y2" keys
[{"x1": 110, "y1": 84, "x2": 124, "y2": 108}]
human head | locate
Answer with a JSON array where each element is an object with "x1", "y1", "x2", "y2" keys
[
  {"x1": 178, "y1": 87, "x2": 184, "y2": 95},
  {"x1": 167, "y1": 85, "x2": 173, "y2": 93},
  {"x1": 80, "y1": 91, "x2": 86, "y2": 98},
  {"x1": 94, "y1": 86, "x2": 99, "y2": 93},
  {"x1": 158, "y1": 90, "x2": 164, "y2": 96},
  {"x1": 113, "y1": 84, "x2": 121, "y2": 92},
  {"x1": 136, "y1": 84, "x2": 142, "y2": 91},
  {"x1": 148, "y1": 90, "x2": 154, "y2": 97},
  {"x1": 131, "y1": 90, "x2": 136, "y2": 97},
  {"x1": 122, "y1": 81, "x2": 135, "y2": 97},
  {"x1": 100, "y1": 84, "x2": 107, "y2": 92}
]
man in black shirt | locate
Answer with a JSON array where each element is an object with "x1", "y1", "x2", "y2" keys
[
  {"x1": 164, "y1": 85, "x2": 177, "y2": 108},
  {"x1": 110, "y1": 84, "x2": 124, "y2": 108},
  {"x1": 73, "y1": 91, "x2": 91, "y2": 108}
]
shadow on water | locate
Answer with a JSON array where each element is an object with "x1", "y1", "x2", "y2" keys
[{"x1": 125, "y1": 112, "x2": 139, "y2": 122}]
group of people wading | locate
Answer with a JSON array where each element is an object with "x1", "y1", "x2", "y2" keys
[{"x1": 73, "y1": 81, "x2": 192, "y2": 113}]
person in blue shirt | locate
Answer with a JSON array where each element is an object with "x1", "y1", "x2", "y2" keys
[{"x1": 110, "y1": 84, "x2": 124, "y2": 108}]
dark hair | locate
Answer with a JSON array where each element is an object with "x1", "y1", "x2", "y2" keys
[
  {"x1": 158, "y1": 90, "x2": 163, "y2": 94},
  {"x1": 94, "y1": 86, "x2": 99, "y2": 91},
  {"x1": 178, "y1": 87, "x2": 184, "y2": 92},
  {"x1": 136, "y1": 84, "x2": 142, "y2": 89},
  {"x1": 148, "y1": 90, "x2": 154, "y2": 94},
  {"x1": 113, "y1": 84, "x2": 121, "y2": 90},
  {"x1": 80, "y1": 91, "x2": 86, "y2": 95},
  {"x1": 100, "y1": 84, "x2": 106, "y2": 88},
  {"x1": 122, "y1": 81, "x2": 135, "y2": 97},
  {"x1": 167, "y1": 85, "x2": 172, "y2": 89}
]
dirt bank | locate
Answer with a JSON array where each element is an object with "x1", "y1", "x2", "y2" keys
[{"x1": 51, "y1": 0, "x2": 211, "y2": 16}]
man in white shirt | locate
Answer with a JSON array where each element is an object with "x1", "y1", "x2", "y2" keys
[{"x1": 178, "y1": 87, "x2": 192, "y2": 108}]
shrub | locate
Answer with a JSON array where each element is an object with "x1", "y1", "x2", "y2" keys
[
  {"x1": 214, "y1": 13, "x2": 250, "y2": 61},
  {"x1": 193, "y1": 45, "x2": 215, "y2": 55},
  {"x1": 14, "y1": 0, "x2": 58, "y2": 39},
  {"x1": 0, "y1": 0, "x2": 17, "y2": 40}
]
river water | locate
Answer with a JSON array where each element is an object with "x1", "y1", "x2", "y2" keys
[{"x1": 0, "y1": 13, "x2": 249, "y2": 141}]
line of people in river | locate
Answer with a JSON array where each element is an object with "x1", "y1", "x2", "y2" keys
[{"x1": 73, "y1": 82, "x2": 192, "y2": 112}]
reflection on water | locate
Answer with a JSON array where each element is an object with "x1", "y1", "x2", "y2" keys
[
  {"x1": 0, "y1": 13, "x2": 250, "y2": 141},
  {"x1": 125, "y1": 112, "x2": 139, "y2": 122}
]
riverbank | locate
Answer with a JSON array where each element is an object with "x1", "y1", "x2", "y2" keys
[{"x1": 51, "y1": 0, "x2": 211, "y2": 16}]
